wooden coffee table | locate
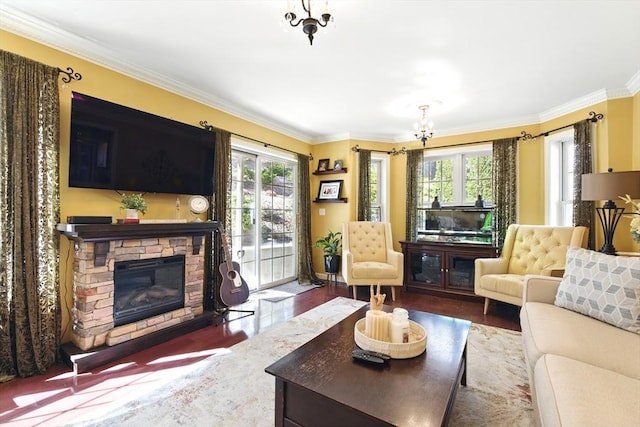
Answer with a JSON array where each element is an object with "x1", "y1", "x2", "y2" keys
[{"x1": 265, "y1": 304, "x2": 471, "y2": 427}]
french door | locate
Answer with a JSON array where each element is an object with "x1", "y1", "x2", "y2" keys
[{"x1": 229, "y1": 147, "x2": 297, "y2": 291}]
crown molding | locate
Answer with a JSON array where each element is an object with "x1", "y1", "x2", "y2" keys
[
  {"x1": 627, "y1": 70, "x2": 640, "y2": 96},
  {"x1": 0, "y1": 6, "x2": 314, "y2": 144},
  {"x1": 2, "y1": 5, "x2": 638, "y2": 146}
]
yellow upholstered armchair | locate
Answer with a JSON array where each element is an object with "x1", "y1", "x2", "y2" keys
[
  {"x1": 475, "y1": 224, "x2": 588, "y2": 314},
  {"x1": 342, "y1": 222, "x2": 404, "y2": 301}
]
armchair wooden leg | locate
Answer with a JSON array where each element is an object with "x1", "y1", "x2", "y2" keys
[
  {"x1": 483, "y1": 298, "x2": 490, "y2": 315},
  {"x1": 353, "y1": 286, "x2": 357, "y2": 300},
  {"x1": 390, "y1": 287, "x2": 396, "y2": 301}
]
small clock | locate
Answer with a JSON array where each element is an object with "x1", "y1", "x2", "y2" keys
[{"x1": 188, "y1": 195, "x2": 210, "y2": 214}]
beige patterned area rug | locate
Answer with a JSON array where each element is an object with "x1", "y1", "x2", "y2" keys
[{"x1": 69, "y1": 297, "x2": 533, "y2": 426}]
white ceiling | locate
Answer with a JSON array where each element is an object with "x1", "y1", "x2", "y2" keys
[{"x1": 2, "y1": 1, "x2": 640, "y2": 144}]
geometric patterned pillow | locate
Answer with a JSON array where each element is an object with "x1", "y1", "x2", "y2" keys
[{"x1": 554, "y1": 247, "x2": 640, "y2": 334}]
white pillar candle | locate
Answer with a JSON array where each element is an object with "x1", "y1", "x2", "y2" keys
[{"x1": 365, "y1": 309, "x2": 390, "y2": 341}]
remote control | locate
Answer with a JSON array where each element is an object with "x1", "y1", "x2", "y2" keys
[
  {"x1": 352, "y1": 349, "x2": 386, "y2": 365},
  {"x1": 356, "y1": 349, "x2": 390, "y2": 360}
]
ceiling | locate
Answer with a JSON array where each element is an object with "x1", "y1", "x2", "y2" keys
[{"x1": 2, "y1": 1, "x2": 640, "y2": 144}]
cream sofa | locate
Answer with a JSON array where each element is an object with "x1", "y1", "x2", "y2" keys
[
  {"x1": 475, "y1": 224, "x2": 588, "y2": 314},
  {"x1": 520, "y1": 267, "x2": 640, "y2": 426}
]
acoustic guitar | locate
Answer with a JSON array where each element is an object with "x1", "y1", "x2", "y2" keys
[{"x1": 218, "y1": 228, "x2": 250, "y2": 307}]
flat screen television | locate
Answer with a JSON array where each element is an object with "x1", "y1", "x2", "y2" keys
[{"x1": 69, "y1": 92, "x2": 215, "y2": 196}]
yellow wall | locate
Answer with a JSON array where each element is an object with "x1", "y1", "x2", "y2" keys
[
  {"x1": 2, "y1": 30, "x2": 311, "y2": 342},
  {"x1": 3, "y1": 29, "x2": 639, "y2": 342}
]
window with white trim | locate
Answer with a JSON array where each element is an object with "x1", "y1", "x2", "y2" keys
[
  {"x1": 545, "y1": 129, "x2": 575, "y2": 226},
  {"x1": 419, "y1": 145, "x2": 493, "y2": 207},
  {"x1": 369, "y1": 156, "x2": 388, "y2": 221}
]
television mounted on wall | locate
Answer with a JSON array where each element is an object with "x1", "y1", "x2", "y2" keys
[{"x1": 69, "y1": 92, "x2": 215, "y2": 196}]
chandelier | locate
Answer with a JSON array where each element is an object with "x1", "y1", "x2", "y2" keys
[
  {"x1": 284, "y1": 0, "x2": 332, "y2": 45},
  {"x1": 414, "y1": 105, "x2": 435, "y2": 147}
]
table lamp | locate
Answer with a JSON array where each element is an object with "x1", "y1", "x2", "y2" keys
[{"x1": 581, "y1": 168, "x2": 640, "y2": 255}]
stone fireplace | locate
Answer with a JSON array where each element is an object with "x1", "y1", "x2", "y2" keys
[{"x1": 58, "y1": 222, "x2": 219, "y2": 351}]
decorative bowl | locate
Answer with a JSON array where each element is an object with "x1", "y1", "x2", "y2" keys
[{"x1": 354, "y1": 318, "x2": 427, "y2": 359}]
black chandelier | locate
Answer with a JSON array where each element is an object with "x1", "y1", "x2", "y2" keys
[
  {"x1": 414, "y1": 105, "x2": 435, "y2": 147},
  {"x1": 284, "y1": 0, "x2": 332, "y2": 45}
]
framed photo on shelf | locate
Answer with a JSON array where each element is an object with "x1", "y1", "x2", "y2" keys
[
  {"x1": 317, "y1": 180, "x2": 343, "y2": 200},
  {"x1": 333, "y1": 160, "x2": 343, "y2": 170},
  {"x1": 317, "y1": 158, "x2": 330, "y2": 172}
]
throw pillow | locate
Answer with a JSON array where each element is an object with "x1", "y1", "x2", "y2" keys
[{"x1": 554, "y1": 247, "x2": 640, "y2": 334}]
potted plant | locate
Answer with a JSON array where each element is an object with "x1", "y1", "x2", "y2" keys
[
  {"x1": 315, "y1": 230, "x2": 342, "y2": 273},
  {"x1": 120, "y1": 193, "x2": 147, "y2": 222}
]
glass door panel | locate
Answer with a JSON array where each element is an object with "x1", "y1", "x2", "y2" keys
[
  {"x1": 409, "y1": 252, "x2": 442, "y2": 286},
  {"x1": 447, "y1": 254, "x2": 475, "y2": 291}
]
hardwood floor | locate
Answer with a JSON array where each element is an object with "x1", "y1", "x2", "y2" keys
[{"x1": 0, "y1": 282, "x2": 520, "y2": 426}]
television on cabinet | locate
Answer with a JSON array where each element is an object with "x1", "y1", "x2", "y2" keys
[{"x1": 69, "y1": 92, "x2": 215, "y2": 196}]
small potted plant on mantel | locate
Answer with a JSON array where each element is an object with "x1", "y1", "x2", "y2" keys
[
  {"x1": 120, "y1": 193, "x2": 147, "y2": 223},
  {"x1": 315, "y1": 230, "x2": 342, "y2": 273}
]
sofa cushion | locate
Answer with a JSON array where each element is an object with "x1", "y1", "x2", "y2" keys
[
  {"x1": 477, "y1": 274, "x2": 524, "y2": 298},
  {"x1": 554, "y1": 247, "x2": 640, "y2": 334},
  {"x1": 520, "y1": 301, "x2": 640, "y2": 380},
  {"x1": 534, "y1": 354, "x2": 640, "y2": 427},
  {"x1": 350, "y1": 261, "x2": 399, "y2": 280}
]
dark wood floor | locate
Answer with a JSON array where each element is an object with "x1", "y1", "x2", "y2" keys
[{"x1": 0, "y1": 282, "x2": 520, "y2": 426}]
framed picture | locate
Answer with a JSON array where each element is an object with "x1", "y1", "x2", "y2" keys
[
  {"x1": 317, "y1": 180, "x2": 343, "y2": 200},
  {"x1": 317, "y1": 158, "x2": 330, "y2": 172},
  {"x1": 333, "y1": 160, "x2": 343, "y2": 170}
]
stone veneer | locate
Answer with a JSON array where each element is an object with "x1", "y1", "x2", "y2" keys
[{"x1": 72, "y1": 236, "x2": 205, "y2": 350}]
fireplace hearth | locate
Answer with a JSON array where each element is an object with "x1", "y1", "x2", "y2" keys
[{"x1": 114, "y1": 255, "x2": 186, "y2": 326}]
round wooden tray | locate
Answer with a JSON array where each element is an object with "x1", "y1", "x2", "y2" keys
[{"x1": 354, "y1": 318, "x2": 427, "y2": 359}]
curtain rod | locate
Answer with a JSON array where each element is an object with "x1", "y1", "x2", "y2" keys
[
  {"x1": 351, "y1": 110, "x2": 605, "y2": 152},
  {"x1": 57, "y1": 67, "x2": 82, "y2": 83},
  {"x1": 351, "y1": 145, "x2": 407, "y2": 155},
  {"x1": 519, "y1": 111, "x2": 604, "y2": 141},
  {"x1": 231, "y1": 132, "x2": 313, "y2": 160},
  {"x1": 199, "y1": 122, "x2": 314, "y2": 160}
]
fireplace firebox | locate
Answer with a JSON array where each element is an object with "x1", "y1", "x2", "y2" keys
[{"x1": 113, "y1": 255, "x2": 186, "y2": 326}]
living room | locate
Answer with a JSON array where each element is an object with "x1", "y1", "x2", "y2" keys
[{"x1": 2, "y1": 1, "x2": 640, "y2": 426}]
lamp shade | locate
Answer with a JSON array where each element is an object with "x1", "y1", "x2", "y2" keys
[{"x1": 581, "y1": 170, "x2": 640, "y2": 201}]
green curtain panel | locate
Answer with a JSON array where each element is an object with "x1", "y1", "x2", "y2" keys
[
  {"x1": 492, "y1": 137, "x2": 518, "y2": 248},
  {"x1": 296, "y1": 153, "x2": 320, "y2": 284},
  {"x1": 356, "y1": 149, "x2": 371, "y2": 221},
  {"x1": 573, "y1": 121, "x2": 595, "y2": 249},
  {"x1": 0, "y1": 51, "x2": 61, "y2": 381},
  {"x1": 405, "y1": 149, "x2": 424, "y2": 241},
  {"x1": 205, "y1": 128, "x2": 230, "y2": 311}
]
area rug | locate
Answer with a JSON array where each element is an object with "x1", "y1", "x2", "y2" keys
[
  {"x1": 249, "y1": 280, "x2": 323, "y2": 303},
  {"x1": 68, "y1": 298, "x2": 534, "y2": 426}
]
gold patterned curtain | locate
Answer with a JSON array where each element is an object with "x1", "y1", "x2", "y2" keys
[
  {"x1": 405, "y1": 149, "x2": 424, "y2": 241},
  {"x1": 296, "y1": 153, "x2": 320, "y2": 284},
  {"x1": 0, "y1": 51, "x2": 61, "y2": 381},
  {"x1": 356, "y1": 149, "x2": 371, "y2": 221},
  {"x1": 492, "y1": 137, "x2": 518, "y2": 248},
  {"x1": 205, "y1": 128, "x2": 230, "y2": 311},
  {"x1": 573, "y1": 121, "x2": 595, "y2": 249}
]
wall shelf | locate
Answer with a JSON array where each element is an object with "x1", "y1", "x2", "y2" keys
[
  {"x1": 314, "y1": 198, "x2": 348, "y2": 203},
  {"x1": 313, "y1": 168, "x2": 347, "y2": 175}
]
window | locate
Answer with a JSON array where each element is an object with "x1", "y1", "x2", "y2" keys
[
  {"x1": 229, "y1": 138, "x2": 297, "y2": 291},
  {"x1": 418, "y1": 146, "x2": 493, "y2": 207},
  {"x1": 545, "y1": 129, "x2": 575, "y2": 226},
  {"x1": 369, "y1": 157, "x2": 386, "y2": 221}
]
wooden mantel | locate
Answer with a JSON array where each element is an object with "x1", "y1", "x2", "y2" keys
[{"x1": 57, "y1": 221, "x2": 220, "y2": 265}]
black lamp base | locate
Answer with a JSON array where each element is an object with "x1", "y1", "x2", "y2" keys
[{"x1": 595, "y1": 203, "x2": 625, "y2": 256}]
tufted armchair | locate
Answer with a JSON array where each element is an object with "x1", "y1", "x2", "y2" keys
[
  {"x1": 342, "y1": 222, "x2": 404, "y2": 301},
  {"x1": 475, "y1": 224, "x2": 588, "y2": 314}
]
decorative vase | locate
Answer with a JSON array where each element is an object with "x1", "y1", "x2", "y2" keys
[
  {"x1": 124, "y1": 208, "x2": 139, "y2": 224},
  {"x1": 324, "y1": 255, "x2": 341, "y2": 273}
]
